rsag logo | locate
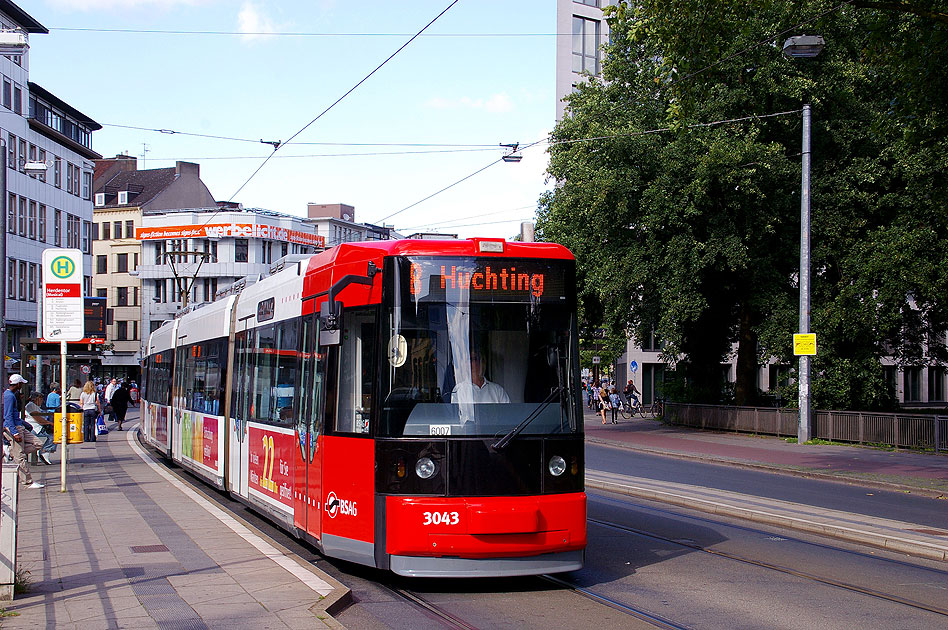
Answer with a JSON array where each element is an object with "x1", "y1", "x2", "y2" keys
[
  {"x1": 50, "y1": 256, "x2": 76, "y2": 279},
  {"x1": 325, "y1": 491, "x2": 357, "y2": 518}
]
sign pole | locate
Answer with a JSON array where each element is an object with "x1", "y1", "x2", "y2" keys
[
  {"x1": 42, "y1": 248, "x2": 85, "y2": 494},
  {"x1": 60, "y1": 341, "x2": 67, "y2": 492}
]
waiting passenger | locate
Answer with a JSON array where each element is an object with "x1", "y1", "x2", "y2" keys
[{"x1": 451, "y1": 350, "x2": 510, "y2": 404}]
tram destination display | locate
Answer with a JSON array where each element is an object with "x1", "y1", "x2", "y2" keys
[{"x1": 399, "y1": 257, "x2": 570, "y2": 303}]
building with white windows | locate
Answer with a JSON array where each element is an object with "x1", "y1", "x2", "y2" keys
[
  {"x1": 135, "y1": 207, "x2": 326, "y2": 343},
  {"x1": 92, "y1": 155, "x2": 217, "y2": 377},
  {"x1": 555, "y1": 1, "x2": 612, "y2": 121},
  {"x1": 1, "y1": 1, "x2": 100, "y2": 383}
]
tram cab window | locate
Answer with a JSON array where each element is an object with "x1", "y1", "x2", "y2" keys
[
  {"x1": 379, "y1": 256, "x2": 579, "y2": 438},
  {"x1": 334, "y1": 308, "x2": 377, "y2": 435}
]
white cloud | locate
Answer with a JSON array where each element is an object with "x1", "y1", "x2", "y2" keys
[
  {"x1": 425, "y1": 92, "x2": 514, "y2": 114},
  {"x1": 237, "y1": 1, "x2": 277, "y2": 42}
]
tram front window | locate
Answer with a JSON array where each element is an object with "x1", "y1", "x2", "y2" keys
[{"x1": 379, "y1": 257, "x2": 579, "y2": 438}]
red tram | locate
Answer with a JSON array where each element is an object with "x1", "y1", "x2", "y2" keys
[{"x1": 140, "y1": 239, "x2": 586, "y2": 577}]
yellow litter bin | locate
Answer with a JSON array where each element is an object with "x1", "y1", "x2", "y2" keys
[{"x1": 54, "y1": 412, "x2": 84, "y2": 444}]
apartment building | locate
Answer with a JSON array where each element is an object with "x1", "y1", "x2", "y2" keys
[
  {"x1": 1, "y1": 1, "x2": 100, "y2": 385},
  {"x1": 92, "y1": 156, "x2": 216, "y2": 377}
]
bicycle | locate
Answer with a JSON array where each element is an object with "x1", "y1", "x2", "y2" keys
[
  {"x1": 618, "y1": 394, "x2": 641, "y2": 420},
  {"x1": 642, "y1": 396, "x2": 665, "y2": 418}
]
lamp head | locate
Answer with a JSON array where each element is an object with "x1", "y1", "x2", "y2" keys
[{"x1": 782, "y1": 35, "x2": 825, "y2": 59}]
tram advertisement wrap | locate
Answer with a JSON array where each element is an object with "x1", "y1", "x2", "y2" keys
[
  {"x1": 248, "y1": 425, "x2": 295, "y2": 509},
  {"x1": 180, "y1": 411, "x2": 220, "y2": 471},
  {"x1": 150, "y1": 404, "x2": 168, "y2": 445}
]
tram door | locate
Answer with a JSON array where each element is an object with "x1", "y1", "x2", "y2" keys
[{"x1": 294, "y1": 310, "x2": 324, "y2": 539}]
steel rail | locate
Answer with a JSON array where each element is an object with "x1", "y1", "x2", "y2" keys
[
  {"x1": 589, "y1": 516, "x2": 948, "y2": 619},
  {"x1": 540, "y1": 574, "x2": 695, "y2": 630}
]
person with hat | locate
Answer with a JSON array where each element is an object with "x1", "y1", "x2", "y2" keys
[{"x1": 3, "y1": 374, "x2": 44, "y2": 488}]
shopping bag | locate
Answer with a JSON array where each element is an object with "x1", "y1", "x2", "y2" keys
[{"x1": 96, "y1": 414, "x2": 109, "y2": 436}]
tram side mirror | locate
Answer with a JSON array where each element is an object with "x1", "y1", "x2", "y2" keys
[{"x1": 319, "y1": 301, "x2": 341, "y2": 346}]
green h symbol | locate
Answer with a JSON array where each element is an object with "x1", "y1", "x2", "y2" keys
[{"x1": 52, "y1": 256, "x2": 74, "y2": 278}]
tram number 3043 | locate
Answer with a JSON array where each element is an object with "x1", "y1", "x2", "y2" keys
[{"x1": 423, "y1": 511, "x2": 460, "y2": 526}]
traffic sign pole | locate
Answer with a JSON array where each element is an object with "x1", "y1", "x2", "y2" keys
[
  {"x1": 42, "y1": 249, "x2": 84, "y2": 493},
  {"x1": 60, "y1": 341, "x2": 67, "y2": 493}
]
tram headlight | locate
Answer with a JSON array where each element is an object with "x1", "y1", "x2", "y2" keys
[
  {"x1": 415, "y1": 456, "x2": 437, "y2": 479},
  {"x1": 548, "y1": 455, "x2": 567, "y2": 477}
]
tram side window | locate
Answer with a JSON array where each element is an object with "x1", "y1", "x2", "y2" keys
[
  {"x1": 250, "y1": 320, "x2": 300, "y2": 426},
  {"x1": 233, "y1": 330, "x2": 253, "y2": 425},
  {"x1": 335, "y1": 309, "x2": 377, "y2": 434},
  {"x1": 182, "y1": 339, "x2": 226, "y2": 416}
]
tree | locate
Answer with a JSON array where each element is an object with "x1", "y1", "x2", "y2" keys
[{"x1": 537, "y1": 0, "x2": 948, "y2": 410}]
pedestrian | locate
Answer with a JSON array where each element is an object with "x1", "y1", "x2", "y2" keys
[
  {"x1": 25, "y1": 392, "x2": 55, "y2": 464},
  {"x1": 46, "y1": 382, "x2": 62, "y2": 411},
  {"x1": 3, "y1": 374, "x2": 44, "y2": 488},
  {"x1": 609, "y1": 387, "x2": 621, "y2": 424},
  {"x1": 79, "y1": 380, "x2": 101, "y2": 443},
  {"x1": 110, "y1": 381, "x2": 131, "y2": 431},
  {"x1": 104, "y1": 377, "x2": 119, "y2": 425},
  {"x1": 598, "y1": 381, "x2": 609, "y2": 425},
  {"x1": 66, "y1": 378, "x2": 83, "y2": 403}
]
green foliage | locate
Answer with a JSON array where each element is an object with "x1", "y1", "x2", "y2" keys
[{"x1": 539, "y1": 0, "x2": 948, "y2": 410}]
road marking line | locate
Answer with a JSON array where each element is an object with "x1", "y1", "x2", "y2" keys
[{"x1": 127, "y1": 424, "x2": 334, "y2": 596}]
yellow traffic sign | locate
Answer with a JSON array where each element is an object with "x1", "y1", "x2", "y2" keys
[{"x1": 794, "y1": 333, "x2": 817, "y2": 356}]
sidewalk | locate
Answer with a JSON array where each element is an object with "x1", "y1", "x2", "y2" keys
[
  {"x1": 584, "y1": 408, "x2": 948, "y2": 496},
  {"x1": 3, "y1": 409, "x2": 349, "y2": 629},
  {"x1": 583, "y1": 408, "x2": 948, "y2": 562}
]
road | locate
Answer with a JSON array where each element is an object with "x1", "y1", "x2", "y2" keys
[
  {"x1": 156, "y1": 439, "x2": 948, "y2": 629},
  {"x1": 585, "y1": 442, "x2": 948, "y2": 528}
]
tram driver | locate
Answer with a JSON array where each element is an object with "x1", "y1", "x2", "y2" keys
[{"x1": 450, "y1": 350, "x2": 510, "y2": 405}]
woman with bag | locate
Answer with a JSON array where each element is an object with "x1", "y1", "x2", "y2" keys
[
  {"x1": 79, "y1": 381, "x2": 101, "y2": 443},
  {"x1": 598, "y1": 381, "x2": 610, "y2": 424},
  {"x1": 110, "y1": 382, "x2": 131, "y2": 431}
]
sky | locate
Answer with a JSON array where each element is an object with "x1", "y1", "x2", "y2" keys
[{"x1": 26, "y1": 0, "x2": 559, "y2": 240}]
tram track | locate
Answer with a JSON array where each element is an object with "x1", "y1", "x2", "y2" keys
[
  {"x1": 540, "y1": 574, "x2": 695, "y2": 630},
  {"x1": 588, "y1": 516, "x2": 948, "y2": 619}
]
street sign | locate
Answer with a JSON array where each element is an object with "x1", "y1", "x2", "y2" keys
[
  {"x1": 42, "y1": 249, "x2": 85, "y2": 342},
  {"x1": 629, "y1": 360, "x2": 638, "y2": 373},
  {"x1": 592, "y1": 356, "x2": 601, "y2": 364},
  {"x1": 793, "y1": 333, "x2": 817, "y2": 356}
]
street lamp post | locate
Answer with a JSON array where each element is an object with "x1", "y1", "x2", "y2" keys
[
  {"x1": 783, "y1": 35, "x2": 824, "y2": 444},
  {"x1": 799, "y1": 104, "x2": 812, "y2": 443}
]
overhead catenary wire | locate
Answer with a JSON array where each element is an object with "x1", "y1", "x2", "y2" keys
[
  {"x1": 49, "y1": 27, "x2": 562, "y2": 37},
  {"x1": 377, "y1": 109, "x2": 801, "y2": 225},
  {"x1": 100, "y1": 122, "x2": 498, "y2": 148},
  {"x1": 180, "y1": 0, "x2": 460, "y2": 233},
  {"x1": 226, "y1": 0, "x2": 460, "y2": 204}
]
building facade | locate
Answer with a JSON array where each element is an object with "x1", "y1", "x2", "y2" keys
[
  {"x1": 92, "y1": 157, "x2": 217, "y2": 377},
  {"x1": 1, "y1": 1, "x2": 101, "y2": 386},
  {"x1": 555, "y1": 0, "x2": 612, "y2": 121},
  {"x1": 136, "y1": 207, "x2": 325, "y2": 346}
]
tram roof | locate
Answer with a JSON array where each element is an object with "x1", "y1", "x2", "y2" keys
[{"x1": 306, "y1": 239, "x2": 575, "y2": 271}]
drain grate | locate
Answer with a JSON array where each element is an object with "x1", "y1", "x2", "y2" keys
[{"x1": 131, "y1": 544, "x2": 171, "y2": 553}]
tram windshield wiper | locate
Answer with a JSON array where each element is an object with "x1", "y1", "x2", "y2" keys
[{"x1": 490, "y1": 386, "x2": 563, "y2": 452}]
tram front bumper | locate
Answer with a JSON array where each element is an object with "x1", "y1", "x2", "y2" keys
[{"x1": 385, "y1": 492, "x2": 586, "y2": 558}]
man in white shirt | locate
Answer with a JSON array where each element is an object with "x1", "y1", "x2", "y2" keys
[
  {"x1": 104, "y1": 378, "x2": 118, "y2": 403},
  {"x1": 451, "y1": 351, "x2": 510, "y2": 405}
]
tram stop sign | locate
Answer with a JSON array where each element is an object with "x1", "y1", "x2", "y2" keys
[{"x1": 42, "y1": 248, "x2": 85, "y2": 342}]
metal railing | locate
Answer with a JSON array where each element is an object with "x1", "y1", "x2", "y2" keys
[{"x1": 664, "y1": 403, "x2": 948, "y2": 452}]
